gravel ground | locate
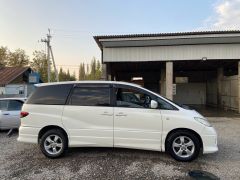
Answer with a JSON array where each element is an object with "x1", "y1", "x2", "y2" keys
[{"x1": 0, "y1": 117, "x2": 240, "y2": 180}]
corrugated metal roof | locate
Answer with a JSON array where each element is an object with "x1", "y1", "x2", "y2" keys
[
  {"x1": 0, "y1": 67, "x2": 31, "y2": 85},
  {"x1": 94, "y1": 30, "x2": 240, "y2": 49},
  {"x1": 94, "y1": 30, "x2": 240, "y2": 39}
]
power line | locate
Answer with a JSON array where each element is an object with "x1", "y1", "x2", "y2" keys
[
  {"x1": 51, "y1": 28, "x2": 145, "y2": 35},
  {"x1": 56, "y1": 64, "x2": 91, "y2": 67}
]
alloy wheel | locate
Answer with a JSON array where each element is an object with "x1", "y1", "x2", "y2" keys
[
  {"x1": 44, "y1": 135, "x2": 63, "y2": 155},
  {"x1": 172, "y1": 136, "x2": 195, "y2": 158}
]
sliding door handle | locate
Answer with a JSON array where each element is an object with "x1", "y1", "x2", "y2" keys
[{"x1": 100, "y1": 112, "x2": 113, "y2": 116}]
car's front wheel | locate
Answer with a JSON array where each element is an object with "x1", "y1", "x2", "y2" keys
[
  {"x1": 39, "y1": 129, "x2": 68, "y2": 158},
  {"x1": 166, "y1": 130, "x2": 201, "y2": 162}
]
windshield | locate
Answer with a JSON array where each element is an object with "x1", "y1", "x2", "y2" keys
[{"x1": 164, "y1": 98, "x2": 193, "y2": 110}]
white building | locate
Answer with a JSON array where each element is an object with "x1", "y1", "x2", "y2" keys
[{"x1": 94, "y1": 30, "x2": 240, "y2": 112}]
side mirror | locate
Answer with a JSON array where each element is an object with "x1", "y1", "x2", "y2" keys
[{"x1": 150, "y1": 100, "x2": 158, "y2": 109}]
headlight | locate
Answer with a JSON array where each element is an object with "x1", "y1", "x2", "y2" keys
[{"x1": 194, "y1": 117, "x2": 211, "y2": 127}]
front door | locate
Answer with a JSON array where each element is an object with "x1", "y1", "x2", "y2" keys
[
  {"x1": 113, "y1": 85, "x2": 162, "y2": 151},
  {"x1": 62, "y1": 84, "x2": 114, "y2": 147}
]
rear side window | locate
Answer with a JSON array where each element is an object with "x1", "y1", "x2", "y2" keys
[
  {"x1": 8, "y1": 100, "x2": 23, "y2": 111},
  {"x1": 26, "y1": 84, "x2": 73, "y2": 105},
  {"x1": 69, "y1": 87, "x2": 110, "y2": 106},
  {"x1": 0, "y1": 100, "x2": 8, "y2": 111}
]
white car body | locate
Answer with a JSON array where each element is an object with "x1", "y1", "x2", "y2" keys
[
  {"x1": 18, "y1": 81, "x2": 218, "y2": 157},
  {"x1": 0, "y1": 97, "x2": 26, "y2": 130}
]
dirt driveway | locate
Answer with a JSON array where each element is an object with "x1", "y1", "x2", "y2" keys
[{"x1": 0, "y1": 117, "x2": 240, "y2": 180}]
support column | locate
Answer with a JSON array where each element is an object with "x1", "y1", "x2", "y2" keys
[
  {"x1": 238, "y1": 61, "x2": 240, "y2": 113},
  {"x1": 166, "y1": 62, "x2": 173, "y2": 100},
  {"x1": 101, "y1": 63, "x2": 107, "y2": 80},
  {"x1": 217, "y1": 67, "x2": 223, "y2": 108},
  {"x1": 160, "y1": 68, "x2": 166, "y2": 97},
  {"x1": 106, "y1": 63, "x2": 112, "y2": 80}
]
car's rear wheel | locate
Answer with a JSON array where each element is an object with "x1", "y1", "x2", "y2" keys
[
  {"x1": 39, "y1": 129, "x2": 68, "y2": 158},
  {"x1": 166, "y1": 130, "x2": 201, "y2": 162}
]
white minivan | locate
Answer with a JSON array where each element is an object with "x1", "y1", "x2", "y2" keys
[{"x1": 18, "y1": 81, "x2": 218, "y2": 161}]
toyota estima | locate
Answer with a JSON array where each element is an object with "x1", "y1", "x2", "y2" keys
[{"x1": 18, "y1": 81, "x2": 218, "y2": 161}]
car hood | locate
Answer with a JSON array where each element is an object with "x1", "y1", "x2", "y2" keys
[{"x1": 180, "y1": 108, "x2": 205, "y2": 119}]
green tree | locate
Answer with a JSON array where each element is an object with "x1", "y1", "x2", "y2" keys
[
  {"x1": 0, "y1": 46, "x2": 8, "y2": 67},
  {"x1": 58, "y1": 67, "x2": 65, "y2": 81},
  {"x1": 78, "y1": 63, "x2": 86, "y2": 80},
  {"x1": 89, "y1": 57, "x2": 97, "y2": 80},
  {"x1": 7, "y1": 48, "x2": 29, "y2": 67},
  {"x1": 58, "y1": 67, "x2": 76, "y2": 81},
  {"x1": 96, "y1": 59, "x2": 102, "y2": 80},
  {"x1": 84, "y1": 58, "x2": 102, "y2": 80},
  {"x1": 71, "y1": 71, "x2": 76, "y2": 81},
  {"x1": 30, "y1": 50, "x2": 48, "y2": 82}
]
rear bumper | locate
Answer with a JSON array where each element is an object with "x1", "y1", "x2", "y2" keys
[
  {"x1": 201, "y1": 126, "x2": 218, "y2": 154},
  {"x1": 17, "y1": 126, "x2": 40, "y2": 144}
]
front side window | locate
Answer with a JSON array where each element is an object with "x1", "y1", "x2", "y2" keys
[
  {"x1": 157, "y1": 97, "x2": 177, "y2": 110},
  {"x1": 69, "y1": 87, "x2": 110, "y2": 106},
  {"x1": 115, "y1": 87, "x2": 152, "y2": 108},
  {"x1": 8, "y1": 100, "x2": 23, "y2": 111}
]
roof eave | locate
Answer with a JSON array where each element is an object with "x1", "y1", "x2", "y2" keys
[{"x1": 93, "y1": 30, "x2": 240, "y2": 49}]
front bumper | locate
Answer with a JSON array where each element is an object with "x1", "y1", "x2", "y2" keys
[{"x1": 201, "y1": 126, "x2": 218, "y2": 154}]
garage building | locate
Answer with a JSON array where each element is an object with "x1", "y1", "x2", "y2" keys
[{"x1": 94, "y1": 31, "x2": 240, "y2": 112}]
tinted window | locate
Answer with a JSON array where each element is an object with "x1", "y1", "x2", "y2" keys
[
  {"x1": 69, "y1": 87, "x2": 110, "y2": 106},
  {"x1": 26, "y1": 84, "x2": 73, "y2": 105},
  {"x1": 157, "y1": 97, "x2": 177, "y2": 110},
  {"x1": 0, "y1": 100, "x2": 8, "y2": 111},
  {"x1": 116, "y1": 88, "x2": 152, "y2": 108},
  {"x1": 8, "y1": 100, "x2": 23, "y2": 111}
]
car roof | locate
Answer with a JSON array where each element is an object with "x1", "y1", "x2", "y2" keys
[
  {"x1": 0, "y1": 97, "x2": 26, "y2": 101},
  {"x1": 35, "y1": 81, "x2": 141, "y2": 88}
]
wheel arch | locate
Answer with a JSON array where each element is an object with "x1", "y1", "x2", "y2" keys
[
  {"x1": 164, "y1": 128, "x2": 203, "y2": 150},
  {"x1": 38, "y1": 125, "x2": 69, "y2": 144}
]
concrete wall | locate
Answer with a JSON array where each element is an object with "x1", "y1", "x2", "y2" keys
[
  {"x1": 206, "y1": 75, "x2": 238, "y2": 111},
  {"x1": 1, "y1": 84, "x2": 36, "y2": 97},
  {"x1": 173, "y1": 83, "x2": 206, "y2": 105},
  {"x1": 221, "y1": 75, "x2": 238, "y2": 110}
]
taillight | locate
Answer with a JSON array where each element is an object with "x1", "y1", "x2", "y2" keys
[{"x1": 20, "y1": 111, "x2": 29, "y2": 118}]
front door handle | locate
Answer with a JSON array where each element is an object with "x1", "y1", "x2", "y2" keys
[
  {"x1": 3, "y1": 113, "x2": 9, "y2": 115},
  {"x1": 116, "y1": 112, "x2": 127, "y2": 117}
]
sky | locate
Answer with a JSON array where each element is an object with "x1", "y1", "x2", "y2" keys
[{"x1": 1, "y1": 0, "x2": 240, "y2": 72}]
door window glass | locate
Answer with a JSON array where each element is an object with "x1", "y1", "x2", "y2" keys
[
  {"x1": 8, "y1": 100, "x2": 23, "y2": 111},
  {"x1": 26, "y1": 84, "x2": 73, "y2": 105},
  {"x1": 115, "y1": 88, "x2": 152, "y2": 108},
  {"x1": 157, "y1": 97, "x2": 177, "y2": 110},
  {"x1": 69, "y1": 87, "x2": 110, "y2": 106},
  {"x1": 0, "y1": 100, "x2": 8, "y2": 111}
]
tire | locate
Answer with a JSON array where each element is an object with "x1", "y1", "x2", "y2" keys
[
  {"x1": 39, "y1": 129, "x2": 68, "y2": 158},
  {"x1": 166, "y1": 130, "x2": 201, "y2": 162}
]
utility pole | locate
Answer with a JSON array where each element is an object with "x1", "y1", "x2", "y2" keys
[{"x1": 41, "y1": 29, "x2": 59, "y2": 82}]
